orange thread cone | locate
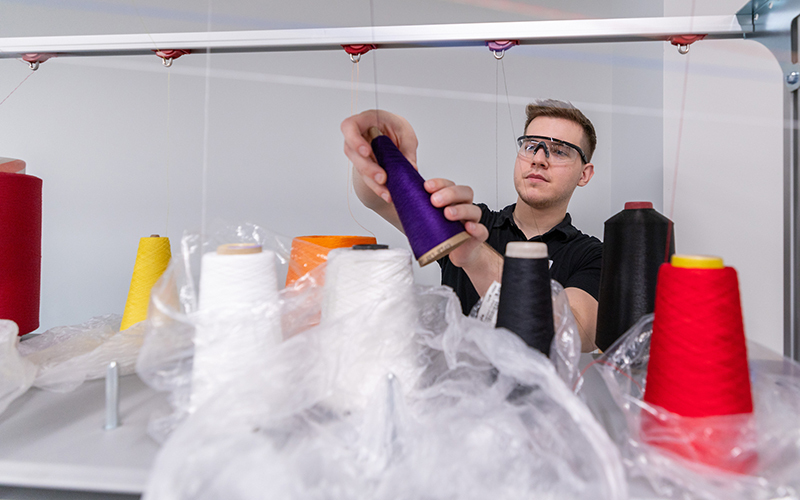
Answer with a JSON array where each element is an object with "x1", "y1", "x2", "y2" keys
[{"x1": 285, "y1": 235, "x2": 376, "y2": 286}]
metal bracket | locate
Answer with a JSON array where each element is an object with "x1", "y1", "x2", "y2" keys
[
  {"x1": 786, "y1": 63, "x2": 800, "y2": 91},
  {"x1": 738, "y1": 0, "x2": 799, "y2": 75}
]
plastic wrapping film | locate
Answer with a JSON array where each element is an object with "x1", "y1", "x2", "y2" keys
[
  {"x1": 16, "y1": 314, "x2": 150, "y2": 392},
  {"x1": 142, "y1": 281, "x2": 627, "y2": 500},
  {"x1": 0, "y1": 320, "x2": 36, "y2": 414},
  {"x1": 577, "y1": 314, "x2": 800, "y2": 500},
  {"x1": 470, "y1": 280, "x2": 582, "y2": 388},
  {"x1": 0, "y1": 312, "x2": 151, "y2": 417},
  {"x1": 137, "y1": 222, "x2": 303, "y2": 440}
]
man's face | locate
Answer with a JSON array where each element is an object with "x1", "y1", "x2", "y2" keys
[{"x1": 513, "y1": 116, "x2": 594, "y2": 210}]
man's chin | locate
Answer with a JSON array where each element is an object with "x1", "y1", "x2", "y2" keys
[{"x1": 517, "y1": 194, "x2": 556, "y2": 210}]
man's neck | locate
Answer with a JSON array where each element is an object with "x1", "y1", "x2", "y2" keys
[{"x1": 512, "y1": 199, "x2": 568, "y2": 240}]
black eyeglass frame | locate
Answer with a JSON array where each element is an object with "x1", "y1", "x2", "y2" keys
[{"x1": 516, "y1": 135, "x2": 588, "y2": 165}]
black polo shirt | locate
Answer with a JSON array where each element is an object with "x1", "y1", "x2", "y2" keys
[{"x1": 438, "y1": 203, "x2": 602, "y2": 315}]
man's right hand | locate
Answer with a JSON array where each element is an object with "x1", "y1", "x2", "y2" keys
[{"x1": 341, "y1": 110, "x2": 418, "y2": 206}]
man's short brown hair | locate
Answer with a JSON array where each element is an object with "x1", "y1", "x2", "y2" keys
[{"x1": 524, "y1": 100, "x2": 597, "y2": 162}]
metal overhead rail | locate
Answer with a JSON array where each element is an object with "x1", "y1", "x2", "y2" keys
[
  {"x1": 0, "y1": 16, "x2": 743, "y2": 59},
  {"x1": 4, "y1": 5, "x2": 800, "y2": 361}
]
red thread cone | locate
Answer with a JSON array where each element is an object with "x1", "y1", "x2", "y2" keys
[
  {"x1": 642, "y1": 258, "x2": 756, "y2": 473},
  {"x1": 0, "y1": 172, "x2": 42, "y2": 335}
]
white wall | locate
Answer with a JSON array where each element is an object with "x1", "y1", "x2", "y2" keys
[
  {"x1": 2, "y1": 0, "x2": 780, "y2": 354},
  {"x1": 663, "y1": 0, "x2": 784, "y2": 353}
]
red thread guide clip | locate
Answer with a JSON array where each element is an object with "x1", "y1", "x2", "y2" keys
[{"x1": 342, "y1": 44, "x2": 376, "y2": 63}]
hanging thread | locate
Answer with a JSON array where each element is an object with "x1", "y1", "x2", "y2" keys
[
  {"x1": 0, "y1": 71, "x2": 34, "y2": 109},
  {"x1": 495, "y1": 241, "x2": 554, "y2": 356},
  {"x1": 285, "y1": 235, "x2": 377, "y2": 286},
  {"x1": 192, "y1": 244, "x2": 282, "y2": 410},
  {"x1": 120, "y1": 235, "x2": 172, "y2": 330},
  {"x1": 344, "y1": 60, "x2": 378, "y2": 242},
  {"x1": 0, "y1": 170, "x2": 42, "y2": 335},
  {"x1": 595, "y1": 202, "x2": 674, "y2": 352},
  {"x1": 368, "y1": 128, "x2": 470, "y2": 266},
  {"x1": 642, "y1": 254, "x2": 756, "y2": 473}
]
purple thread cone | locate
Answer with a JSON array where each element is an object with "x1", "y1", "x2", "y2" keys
[{"x1": 371, "y1": 135, "x2": 466, "y2": 261}]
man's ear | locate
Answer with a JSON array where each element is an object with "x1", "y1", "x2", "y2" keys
[{"x1": 577, "y1": 162, "x2": 594, "y2": 187}]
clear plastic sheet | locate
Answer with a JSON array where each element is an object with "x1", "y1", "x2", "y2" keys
[
  {"x1": 0, "y1": 313, "x2": 147, "y2": 416},
  {"x1": 550, "y1": 279, "x2": 582, "y2": 389},
  {"x1": 143, "y1": 285, "x2": 627, "y2": 500},
  {"x1": 0, "y1": 320, "x2": 36, "y2": 414},
  {"x1": 319, "y1": 246, "x2": 421, "y2": 412},
  {"x1": 469, "y1": 280, "x2": 582, "y2": 388},
  {"x1": 16, "y1": 314, "x2": 149, "y2": 392},
  {"x1": 137, "y1": 223, "x2": 307, "y2": 441},
  {"x1": 578, "y1": 313, "x2": 800, "y2": 500}
]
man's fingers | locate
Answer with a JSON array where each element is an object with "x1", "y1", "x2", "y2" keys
[
  {"x1": 344, "y1": 143, "x2": 386, "y2": 184},
  {"x1": 429, "y1": 184, "x2": 474, "y2": 209},
  {"x1": 424, "y1": 178, "x2": 454, "y2": 193},
  {"x1": 444, "y1": 203, "x2": 482, "y2": 223},
  {"x1": 340, "y1": 116, "x2": 373, "y2": 158},
  {"x1": 464, "y1": 220, "x2": 489, "y2": 241},
  {"x1": 360, "y1": 172, "x2": 391, "y2": 203}
]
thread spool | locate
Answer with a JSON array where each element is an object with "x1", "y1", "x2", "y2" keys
[
  {"x1": 368, "y1": 127, "x2": 470, "y2": 266},
  {"x1": 322, "y1": 244, "x2": 413, "y2": 323},
  {"x1": 495, "y1": 241, "x2": 554, "y2": 356},
  {"x1": 320, "y1": 244, "x2": 418, "y2": 408},
  {"x1": 0, "y1": 157, "x2": 26, "y2": 174},
  {"x1": 0, "y1": 170, "x2": 42, "y2": 335},
  {"x1": 595, "y1": 202, "x2": 675, "y2": 352},
  {"x1": 120, "y1": 235, "x2": 172, "y2": 330},
  {"x1": 642, "y1": 254, "x2": 756, "y2": 473},
  {"x1": 285, "y1": 235, "x2": 377, "y2": 286},
  {"x1": 192, "y1": 244, "x2": 282, "y2": 409}
]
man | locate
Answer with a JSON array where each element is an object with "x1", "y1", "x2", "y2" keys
[{"x1": 342, "y1": 100, "x2": 600, "y2": 351}]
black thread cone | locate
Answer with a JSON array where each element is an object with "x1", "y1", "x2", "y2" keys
[
  {"x1": 496, "y1": 251, "x2": 554, "y2": 356},
  {"x1": 596, "y1": 202, "x2": 675, "y2": 352}
]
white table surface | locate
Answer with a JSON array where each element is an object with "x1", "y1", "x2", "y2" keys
[{"x1": 0, "y1": 373, "x2": 167, "y2": 497}]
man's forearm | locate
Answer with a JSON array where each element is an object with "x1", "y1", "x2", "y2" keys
[
  {"x1": 564, "y1": 287, "x2": 598, "y2": 352},
  {"x1": 460, "y1": 243, "x2": 504, "y2": 297}
]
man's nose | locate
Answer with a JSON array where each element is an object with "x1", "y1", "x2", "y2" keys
[{"x1": 531, "y1": 144, "x2": 549, "y2": 165}]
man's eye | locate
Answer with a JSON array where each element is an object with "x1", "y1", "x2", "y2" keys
[{"x1": 552, "y1": 146, "x2": 570, "y2": 157}]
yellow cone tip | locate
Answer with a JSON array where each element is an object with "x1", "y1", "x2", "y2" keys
[{"x1": 670, "y1": 254, "x2": 724, "y2": 269}]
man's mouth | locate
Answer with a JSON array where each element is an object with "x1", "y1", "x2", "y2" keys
[{"x1": 526, "y1": 172, "x2": 548, "y2": 182}]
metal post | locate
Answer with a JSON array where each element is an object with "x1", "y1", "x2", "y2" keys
[
  {"x1": 738, "y1": 0, "x2": 800, "y2": 361},
  {"x1": 786, "y1": 86, "x2": 800, "y2": 360},
  {"x1": 104, "y1": 361, "x2": 119, "y2": 430}
]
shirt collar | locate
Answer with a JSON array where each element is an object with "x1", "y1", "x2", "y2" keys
[{"x1": 495, "y1": 203, "x2": 576, "y2": 241}]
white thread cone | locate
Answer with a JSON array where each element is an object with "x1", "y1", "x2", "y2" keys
[
  {"x1": 321, "y1": 247, "x2": 420, "y2": 410},
  {"x1": 191, "y1": 249, "x2": 281, "y2": 410}
]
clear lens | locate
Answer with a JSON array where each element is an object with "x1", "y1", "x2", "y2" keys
[{"x1": 517, "y1": 138, "x2": 579, "y2": 164}]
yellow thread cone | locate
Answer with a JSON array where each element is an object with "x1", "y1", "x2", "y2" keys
[{"x1": 120, "y1": 236, "x2": 171, "y2": 330}]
